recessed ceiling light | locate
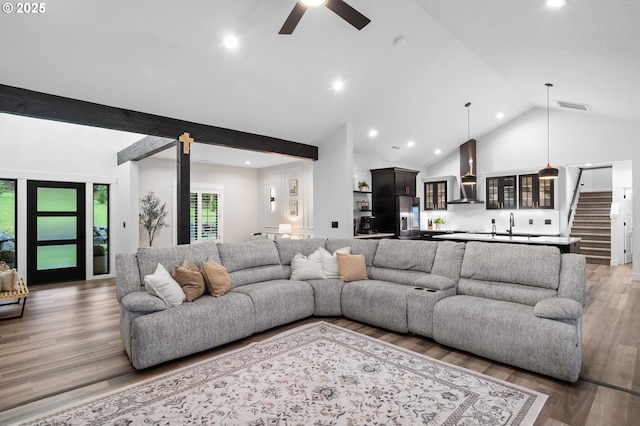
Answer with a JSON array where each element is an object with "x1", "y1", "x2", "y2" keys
[
  {"x1": 547, "y1": 0, "x2": 566, "y2": 8},
  {"x1": 407, "y1": 140, "x2": 415, "y2": 148},
  {"x1": 435, "y1": 148, "x2": 442, "y2": 155},
  {"x1": 332, "y1": 80, "x2": 345, "y2": 92},
  {"x1": 223, "y1": 35, "x2": 239, "y2": 50},
  {"x1": 244, "y1": 161, "x2": 251, "y2": 165},
  {"x1": 369, "y1": 129, "x2": 378, "y2": 138},
  {"x1": 496, "y1": 112, "x2": 505, "y2": 119}
]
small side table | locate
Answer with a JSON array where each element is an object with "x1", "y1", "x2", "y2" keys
[{"x1": 0, "y1": 278, "x2": 29, "y2": 319}]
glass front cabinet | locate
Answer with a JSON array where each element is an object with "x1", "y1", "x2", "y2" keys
[
  {"x1": 485, "y1": 175, "x2": 516, "y2": 210},
  {"x1": 424, "y1": 181, "x2": 447, "y2": 210},
  {"x1": 519, "y1": 174, "x2": 554, "y2": 209}
]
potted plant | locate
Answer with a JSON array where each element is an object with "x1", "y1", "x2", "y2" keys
[
  {"x1": 93, "y1": 245, "x2": 107, "y2": 274},
  {"x1": 433, "y1": 216, "x2": 446, "y2": 230},
  {"x1": 139, "y1": 191, "x2": 169, "y2": 247},
  {"x1": 358, "y1": 181, "x2": 370, "y2": 192}
]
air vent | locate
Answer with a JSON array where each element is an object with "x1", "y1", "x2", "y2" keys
[
  {"x1": 556, "y1": 100, "x2": 590, "y2": 111},
  {"x1": 391, "y1": 146, "x2": 400, "y2": 150}
]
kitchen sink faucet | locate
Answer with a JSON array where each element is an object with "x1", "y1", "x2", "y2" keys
[{"x1": 507, "y1": 212, "x2": 514, "y2": 237}]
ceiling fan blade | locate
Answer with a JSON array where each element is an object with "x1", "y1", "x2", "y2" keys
[
  {"x1": 279, "y1": 2, "x2": 307, "y2": 34},
  {"x1": 325, "y1": 0, "x2": 371, "y2": 30}
]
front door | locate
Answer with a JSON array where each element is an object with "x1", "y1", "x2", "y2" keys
[{"x1": 27, "y1": 181, "x2": 86, "y2": 284}]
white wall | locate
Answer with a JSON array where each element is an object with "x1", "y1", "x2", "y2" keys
[
  {"x1": 0, "y1": 113, "x2": 142, "y2": 279},
  {"x1": 313, "y1": 124, "x2": 354, "y2": 238},
  {"x1": 257, "y1": 160, "x2": 314, "y2": 238},
  {"x1": 137, "y1": 157, "x2": 259, "y2": 245},
  {"x1": 425, "y1": 107, "x2": 640, "y2": 278}
]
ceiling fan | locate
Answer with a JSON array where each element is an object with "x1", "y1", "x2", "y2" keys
[{"x1": 279, "y1": 0, "x2": 371, "y2": 35}]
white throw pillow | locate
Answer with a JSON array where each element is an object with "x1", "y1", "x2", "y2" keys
[
  {"x1": 290, "y1": 249, "x2": 326, "y2": 280},
  {"x1": 144, "y1": 263, "x2": 185, "y2": 307},
  {"x1": 319, "y1": 246, "x2": 351, "y2": 279}
]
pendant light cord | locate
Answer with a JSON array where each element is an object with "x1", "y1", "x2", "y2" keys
[
  {"x1": 546, "y1": 83, "x2": 552, "y2": 165},
  {"x1": 466, "y1": 102, "x2": 471, "y2": 140}
]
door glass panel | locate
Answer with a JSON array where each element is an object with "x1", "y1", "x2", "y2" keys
[
  {"x1": 37, "y1": 187, "x2": 77, "y2": 212},
  {"x1": 37, "y1": 217, "x2": 77, "y2": 240},
  {"x1": 0, "y1": 179, "x2": 16, "y2": 268},
  {"x1": 37, "y1": 245, "x2": 77, "y2": 270},
  {"x1": 93, "y1": 184, "x2": 109, "y2": 275}
]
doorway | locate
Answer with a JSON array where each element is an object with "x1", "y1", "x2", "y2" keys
[{"x1": 27, "y1": 181, "x2": 86, "y2": 284}]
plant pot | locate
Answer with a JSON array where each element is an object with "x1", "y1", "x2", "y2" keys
[{"x1": 435, "y1": 223, "x2": 442, "y2": 230}]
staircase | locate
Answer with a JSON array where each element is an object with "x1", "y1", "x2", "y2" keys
[{"x1": 570, "y1": 191, "x2": 612, "y2": 265}]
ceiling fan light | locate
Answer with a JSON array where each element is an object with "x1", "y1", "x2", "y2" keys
[
  {"x1": 299, "y1": 0, "x2": 327, "y2": 7},
  {"x1": 538, "y1": 163, "x2": 559, "y2": 180}
]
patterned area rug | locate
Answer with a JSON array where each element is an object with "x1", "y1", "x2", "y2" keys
[{"x1": 18, "y1": 322, "x2": 547, "y2": 425}]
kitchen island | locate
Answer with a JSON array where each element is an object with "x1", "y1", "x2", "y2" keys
[{"x1": 433, "y1": 233, "x2": 581, "y2": 253}]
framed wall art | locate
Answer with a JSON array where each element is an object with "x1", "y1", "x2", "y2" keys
[
  {"x1": 289, "y1": 200, "x2": 298, "y2": 216},
  {"x1": 289, "y1": 179, "x2": 298, "y2": 196}
]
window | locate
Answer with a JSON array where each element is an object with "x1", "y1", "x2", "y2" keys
[
  {"x1": 190, "y1": 189, "x2": 222, "y2": 242},
  {"x1": 424, "y1": 181, "x2": 447, "y2": 210},
  {"x1": 93, "y1": 184, "x2": 109, "y2": 275},
  {"x1": 0, "y1": 179, "x2": 17, "y2": 268}
]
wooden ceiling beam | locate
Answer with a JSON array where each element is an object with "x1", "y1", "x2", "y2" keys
[{"x1": 0, "y1": 84, "x2": 318, "y2": 161}]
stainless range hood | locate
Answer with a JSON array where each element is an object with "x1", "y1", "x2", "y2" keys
[{"x1": 448, "y1": 139, "x2": 484, "y2": 204}]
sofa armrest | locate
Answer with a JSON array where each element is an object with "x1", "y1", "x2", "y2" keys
[
  {"x1": 121, "y1": 291, "x2": 168, "y2": 313},
  {"x1": 414, "y1": 274, "x2": 456, "y2": 291},
  {"x1": 534, "y1": 297, "x2": 583, "y2": 320},
  {"x1": 558, "y1": 253, "x2": 586, "y2": 306}
]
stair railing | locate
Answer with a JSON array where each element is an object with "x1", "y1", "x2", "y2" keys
[{"x1": 567, "y1": 167, "x2": 584, "y2": 225}]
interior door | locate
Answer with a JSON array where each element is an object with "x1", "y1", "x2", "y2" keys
[{"x1": 27, "y1": 181, "x2": 86, "y2": 284}]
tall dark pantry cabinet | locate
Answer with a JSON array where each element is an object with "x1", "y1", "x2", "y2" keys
[{"x1": 371, "y1": 168, "x2": 420, "y2": 238}]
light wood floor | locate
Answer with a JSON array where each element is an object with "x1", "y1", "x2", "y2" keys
[{"x1": 0, "y1": 263, "x2": 639, "y2": 425}]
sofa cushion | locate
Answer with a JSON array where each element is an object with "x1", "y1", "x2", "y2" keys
[
  {"x1": 372, "y1": 239, "x2": 438, "y2": 272},
  {"x1": 217, "y1": 239, "x2": 281, "y2": 273},
  {"x1": 431, "y1": 241, "x2": 466, "y2": 282},
  {"x1": 275, "y1": 238, "x2": 327, "y2": 265},
  {"x1": 144, "y1": 263, "x2": 185, "y2": 307},
  {"x1": 136, "y1": 242, "x2": 220, "y2": 285},
  {"x1": 290, "y1": 250, "x2": 326, "y2": 280},
  {"x1": 200, "y1": 259, "x2": 231, "y2": 297},
  {"x1": 306, "y1": 278, "x2": 345, "y2": 316},
  {"x1": 457, "y1": 278, "x2": 557, "y2": 306},
  {"x1": 461, "y1": 241, "x2": 561, "y2": 289},
  {"x1": 319, "y1": 246, "x2": 351, "y2": 279},
  {"x1": 326, "y1": 239, "x2": 379, "y2": 266},
  {"x1": 368, "y1": 267, "x2": 426, "y2": 286},
  {"x1": 534, "y1": 298, "x2": 583, "y2": 320},
  {"x1": 414, "y1": 274, "x2": 456, "y2": 291},
  {"x1": 172, "y1": 260, "x2": 206, "y2": 302},
  {"x1": 231, "y1": 280, "x2": 314, "y2": 333},
  {"x1": 337, "y1": 253, "x2": 368, "y2": 282},
  {"x1": 121, "y1": 291, "x2": 168, "y2": 313}
]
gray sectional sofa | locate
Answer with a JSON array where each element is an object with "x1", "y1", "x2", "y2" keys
[{"x1": 116, "y1": 238, "x2": 586, "y2": 382}]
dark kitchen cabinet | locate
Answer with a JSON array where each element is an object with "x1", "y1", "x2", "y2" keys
[
  {"x1": 371, "y1": 168, "x2": 420, "y2": 235},
  {"x1": 519, "y1": 174, "x2": 554, "y2": 209},
  {"x1": 486, "y1": 175, "x2": 516, "y2": 210},
  {"x1": 424, "y1": 181, "x2": 447, "y2": 210},
  {"x1": 371, "y1": 167, "x2": 418, "y2": 197}
]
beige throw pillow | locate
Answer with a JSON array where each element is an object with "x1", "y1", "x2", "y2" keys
[
  {"x1": 0, "y1": 269, "x2": 20, "y2": 292},
  {"x1": 319, "y1": 246, "x2": 351, "y2": 279},
  {"x1": 172, "y1": 259, "x2": 206, "y2": 302},
  {"x1": 337, "y1": 253, "x2": 368, "y2": 282},
  {"x1": 200, "y1": 259, "x2": 231, "y2": 297}
]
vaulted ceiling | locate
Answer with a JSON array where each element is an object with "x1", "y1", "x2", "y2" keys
[{"x1": 1, "y1": 0, "x2": 638, "y2": 168}]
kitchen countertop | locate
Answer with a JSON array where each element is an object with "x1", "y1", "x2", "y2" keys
[
  {"x1": 433, "y1": 233, "x2": 580, "y2": 245},
  {"x1": 354, "y1": 233, "x2": 396, "y2": 239}
]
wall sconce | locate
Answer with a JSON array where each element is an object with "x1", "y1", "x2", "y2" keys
[
  {"x1": 269, "y1": 187, "x2": 276, "y2": 212},
  {"x1": 278, "y1": 223, "x2": 292, "y2": 238}
]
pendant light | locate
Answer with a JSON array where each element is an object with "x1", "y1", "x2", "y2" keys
[
  {"x1": 538, "y1": 83, "x2": 559, "y2": 180},
  {"x1": 461, "y1": 102, "x2": 477, "y2": 186}
]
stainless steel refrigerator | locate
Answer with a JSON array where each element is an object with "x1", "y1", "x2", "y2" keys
[{"x1": 397, "y1": 196, "x2": 420, "y2": 239}]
